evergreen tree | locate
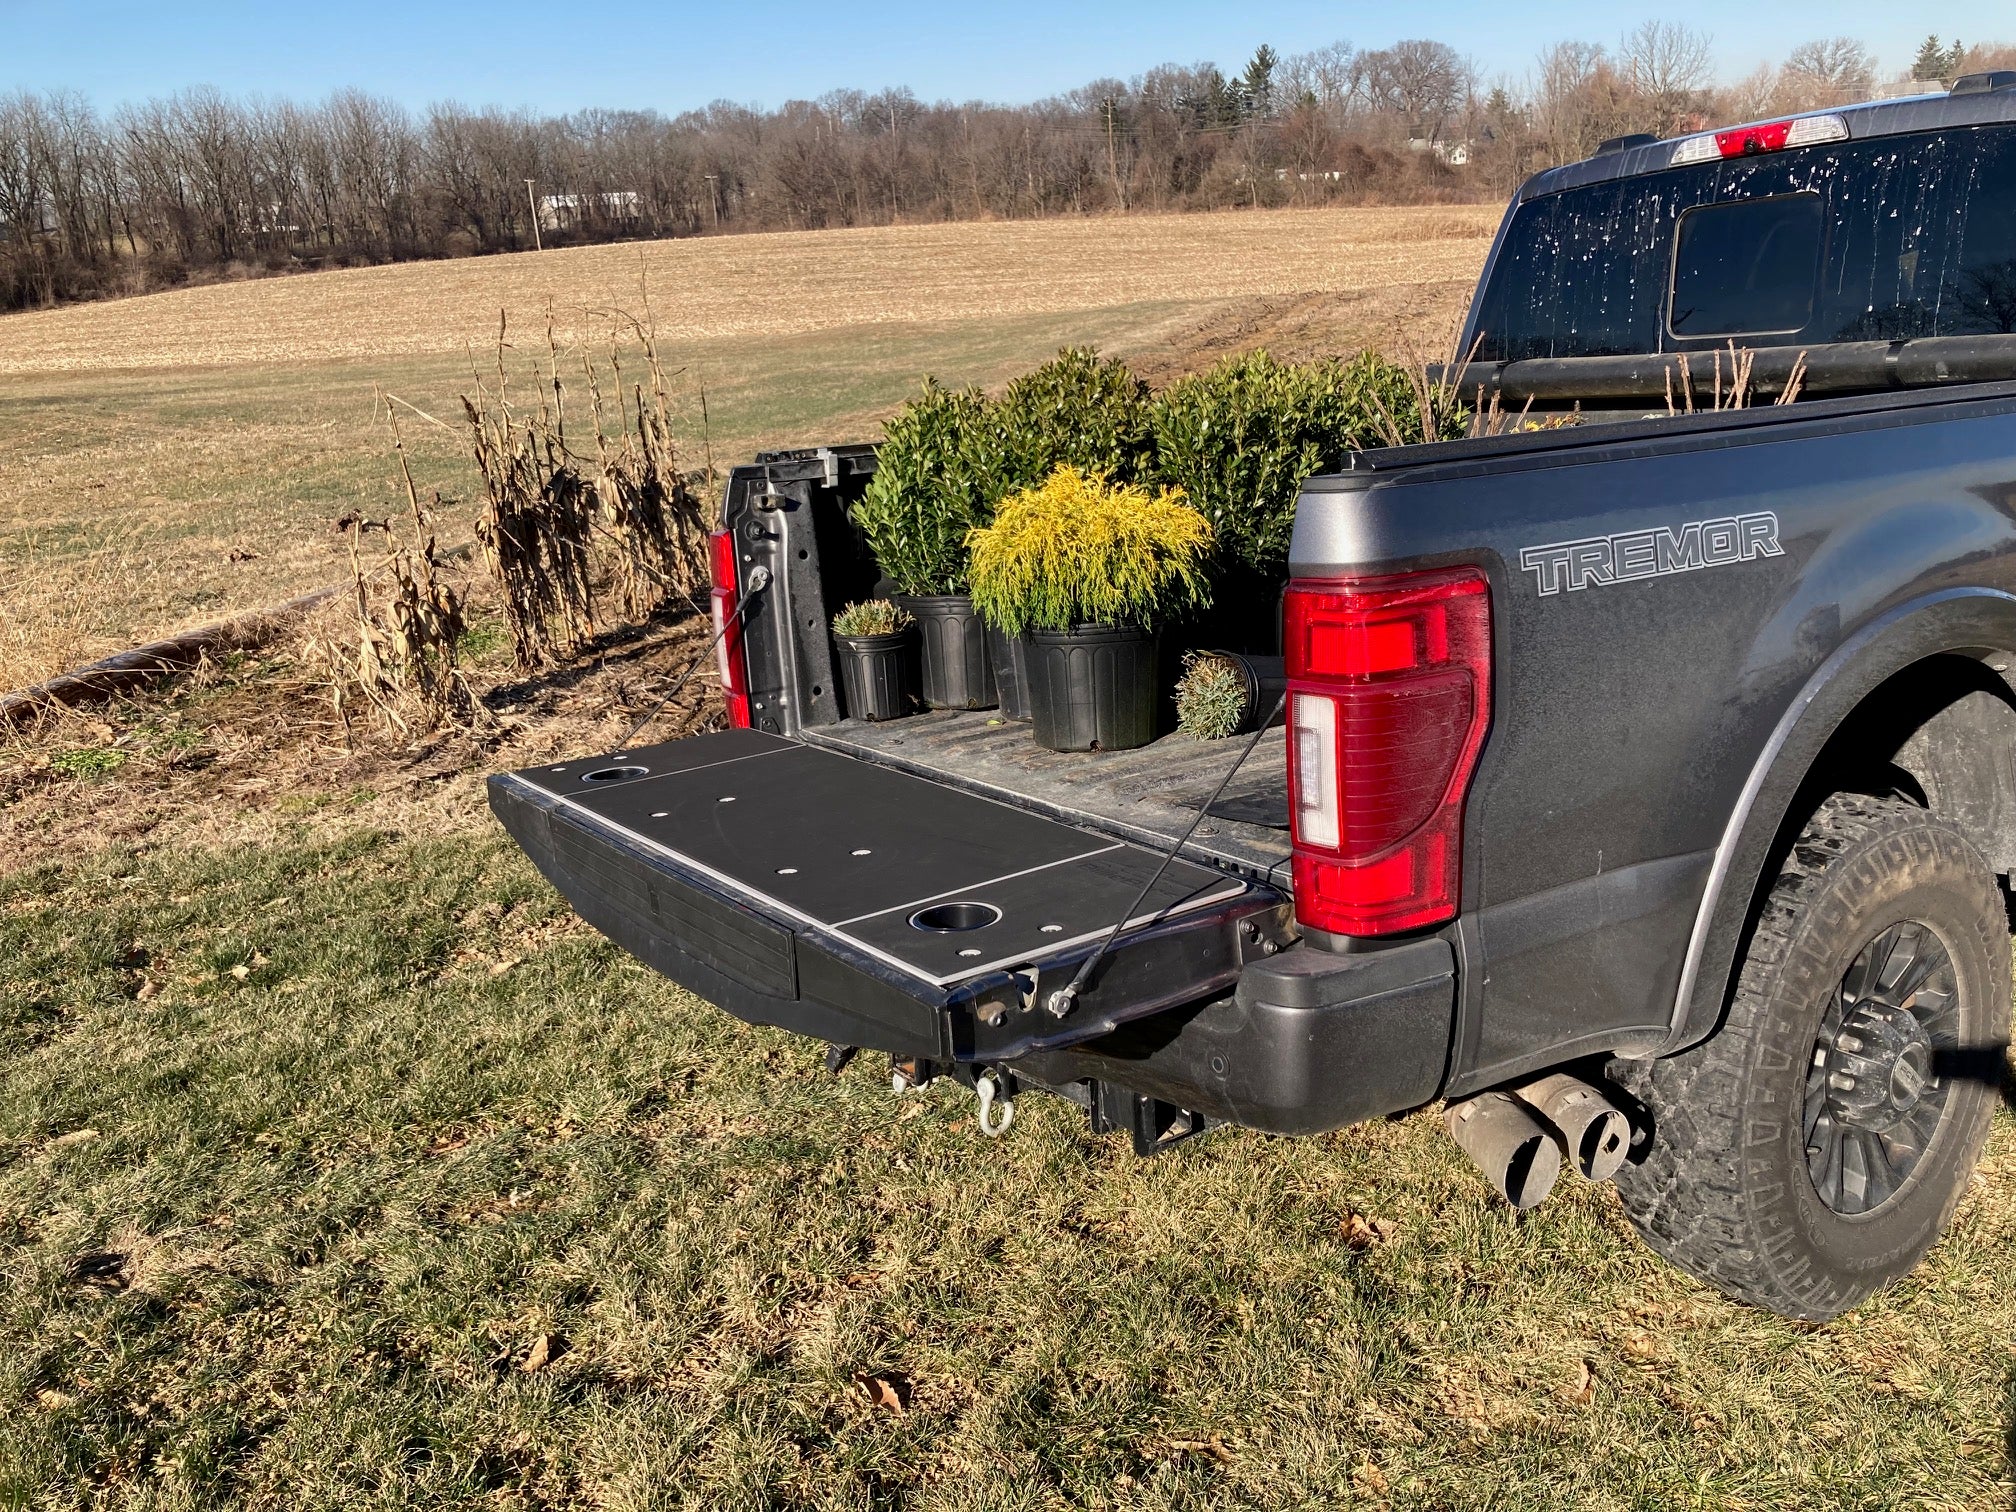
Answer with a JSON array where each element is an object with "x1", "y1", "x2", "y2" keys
[
  {"x1": 1912, "y1": 35, "x2": 1964, "y2": 82},
  {"x1": 1242, "y1": 45, "x2": 1280, "y2": 119}
]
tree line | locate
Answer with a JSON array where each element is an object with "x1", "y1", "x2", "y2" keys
[{"x1": 2, "y1": 28, "x2": 2011, "y2": 314}]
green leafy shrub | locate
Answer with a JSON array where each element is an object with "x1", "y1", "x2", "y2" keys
[
  {"x1": 830, "y1": 599, "x2": 912, "y2": 638},
  {"x1": 993, "y1": 347, "x2": 1153, "y2": 493},
  {"x1": 967, "y1": 466, "x2": 1212, "y2": 636},
  {"x1": 851, "y1": 380, "x2": 1004, "y2": 595},
  {"x1": 1150, "y1": 349, "x2": 1424, "y2": 580}
]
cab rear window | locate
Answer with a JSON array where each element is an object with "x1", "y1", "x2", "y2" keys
[
  {"x1": 1669, "y1": 195, "x2": 1823, "y2": 338},
  {"x1": 1471, "y1": 122, "x2": 2016, "y2": 362}
]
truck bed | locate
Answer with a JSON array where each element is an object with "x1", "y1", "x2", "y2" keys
[{"x1": 800, "y1": 711, "x2": 1293, "y2": 890}]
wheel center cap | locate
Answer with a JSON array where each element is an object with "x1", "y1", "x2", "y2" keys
[{"x1": 1825, "y1": 1001, "x2": 1934, "y2": 1134}]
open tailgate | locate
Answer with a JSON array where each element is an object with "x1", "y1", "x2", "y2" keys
[{"x1": 488, "y1": 729, "x2": 1288, "y2": 1060}]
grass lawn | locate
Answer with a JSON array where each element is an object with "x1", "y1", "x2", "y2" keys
[{"x1": 1, "y1": 781, "x2": 2012, "y2": 1508}]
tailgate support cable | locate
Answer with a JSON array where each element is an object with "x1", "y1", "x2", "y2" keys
[
  {"x1": 1044, "y1": 691, "x2": 1289, "y2": 1020},
  {"x1": 613, "y1": 566, "x2": 771, "y2": 751}
]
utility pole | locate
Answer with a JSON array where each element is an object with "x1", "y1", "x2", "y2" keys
[
  {"x1": 1103, "y1": 98, "x2": 1127, "y2": 212},
  {"x1": 703, "y1": 173, "x2": 720, "y2": 229},
  {"x1": 525, "y1": 179, "x2": 542, "y2": 251}
]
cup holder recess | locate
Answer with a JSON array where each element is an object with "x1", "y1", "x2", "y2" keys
[
  {"x1": 582, "y1": 765, "x2": 650, "y2": 783},
  {"x1": 909, "y1": 901, "x2": 1001, "y2": 933}
]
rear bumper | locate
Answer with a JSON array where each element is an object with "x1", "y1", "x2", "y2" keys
[
  {"x1": 1024, "y1": 938, "x2": 1455, "y2": 1135},
  {"x1": 489, "y1": 737, "x2": 1456, "y2": 1137}
]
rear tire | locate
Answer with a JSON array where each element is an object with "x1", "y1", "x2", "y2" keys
[{"x1": 1613, "y1": 793, "x2": 2009, "y2": 1319}]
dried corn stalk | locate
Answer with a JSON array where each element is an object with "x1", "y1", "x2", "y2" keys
[
  {"x1": 464, "y1": 306, "x2": 712, "y2": 670},
  {"x1": 317, "y1": 421, "x2": 483, "y2": 737},
  {"x1": 585, "y1": 330, "x2": 710, "y2": 624}
]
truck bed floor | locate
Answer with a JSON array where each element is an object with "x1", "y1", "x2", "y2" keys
[{"x1": 800, "y1": 712, "x2": 1293, "y2": 890}]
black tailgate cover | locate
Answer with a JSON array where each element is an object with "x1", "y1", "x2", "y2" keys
[{"x1": 492, "y1": 730, "x2": 1248, "y2": 996}]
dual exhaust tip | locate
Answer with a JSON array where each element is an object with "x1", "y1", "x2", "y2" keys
[{"x1": 1444, "y1": 1073, "x2": 1632, "y2": 1209}]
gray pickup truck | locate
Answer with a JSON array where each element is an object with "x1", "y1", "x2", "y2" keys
[{"x1": 491, "y1": 76, "x2": 2016, "y2": 1320}]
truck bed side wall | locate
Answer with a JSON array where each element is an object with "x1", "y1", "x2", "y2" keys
[{"x1": 1291, "y1": 386, "x2": 2016, "y2": 1093}]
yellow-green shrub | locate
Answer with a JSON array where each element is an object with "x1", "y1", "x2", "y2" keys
[{"x1": 966, "y1": 466, "x2": 1212, "y2": 636}]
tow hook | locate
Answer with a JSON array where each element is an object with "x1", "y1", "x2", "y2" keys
[{"x1": 975, "y1": 1070, "x2": 1016, "y2": 1137}]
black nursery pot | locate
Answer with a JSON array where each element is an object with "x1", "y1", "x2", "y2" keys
[
  {"x1": 986, "y1": 624, "x2": 1034, "y2": 722},
  {"x1": 835, "y1": 630, "x2": 913, "y2": 722},
  {"x1": 901, "y1": 594, "x2": 997, "y2": 710},
  {"x1": 1026, "y1": 624, "x2": 1159, "y2": 752}
]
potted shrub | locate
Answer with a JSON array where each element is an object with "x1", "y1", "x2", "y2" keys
[
  {"x1": 1175, "y1": 650, "x2": 1289, "y2": 739},
  {"x1": 851, "y1": 379, "x2": 1002, "y2": 709},
  {"x1": 968, "y1": 466, "x2": 1212, "y2": 752},
  {"x1": 993, "y1": 346, "x2": 1154, "y2": 493},
  {"x1": 831, "y1": 599, "x2": 915, "y2": 722},
  {"x1": 986, "y1": 348, "x2": 1154, "y2": 721},
  {"x1": 1150, "y1": 349, "x2": 1418, "y2": 651}
]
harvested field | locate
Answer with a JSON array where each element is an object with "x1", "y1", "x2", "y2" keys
[
  {"x1": 0, "y1": 207, "x2": 1491, "y2": 692},
  {"x1": 0, "y1": 207, "x2": 1497, "y2": 374}
]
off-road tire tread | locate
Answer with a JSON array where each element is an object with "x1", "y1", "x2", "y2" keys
[{"x1": 1611, "y1": 793, "x2": 2007, "y2": 1319}]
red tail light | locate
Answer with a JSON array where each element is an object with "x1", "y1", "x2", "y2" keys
[
  {"x1": 1284, "y1": 567, "x2": 1491, "y2": 936},
  {"x1": 708, "y1": 528, "x2": 751, "y2": 729}
]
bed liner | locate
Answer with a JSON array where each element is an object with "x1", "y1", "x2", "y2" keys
[{"x1": 798, "y1": 711, "x2": 1293, "y2": 890}]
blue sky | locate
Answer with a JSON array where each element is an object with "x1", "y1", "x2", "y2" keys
[{"x1": 0, "y1": 1, "x2": 1988, "y2": 113}]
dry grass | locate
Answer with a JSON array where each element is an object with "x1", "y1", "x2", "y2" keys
[{"x1": 0, "y1": 208, "x2": 1498, "y2": 374}]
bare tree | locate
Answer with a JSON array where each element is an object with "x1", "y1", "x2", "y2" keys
[
  {"x1": 1777, "y1": 38, "x2": 1876, "y2": 111},
  {"x1": 1716, "y1": 63, "x2": 1781, "y2": 124},
  {"x1": 1529, "y1": 42, "x2": 1639, "y2": 163},
  {"x1": 1619, "y1": 21, "x2": 1713, "y2": 135},
  {"x1": 1279, "y1": 41, "x2": 1359, "y2": 113},
  {"x1": 1358, "y1": 39, "x2": 1473, "y2": 145}
]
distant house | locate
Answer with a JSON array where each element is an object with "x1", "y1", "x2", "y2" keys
[
  {"x1": 537, "y1": 191, "x2": 642, "y2": 232},
  {"x1": 1407, "y1": 136, "x2": 1470, "y2": 166}
]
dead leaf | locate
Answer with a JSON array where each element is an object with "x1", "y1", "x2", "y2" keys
[
  {"x1": 519, "y1": 1333, "x2": 563, "y2": 1373},
  {"x1": 1342, "y1": 1210, "x2": 1393, "y2": 1250},
  {"x1": 135, "y1": 980, "x2": 159, "y2": 1002},
  {"x1": 229, "y1": 964, "x2": 250, "y2": 980},
  {"x1": 1620, "y1": 1329, "x2": 1661, "y2": 1363},
  {"x1": 1166, "y1": 1433, "x2": 1236, "y2": 1465},
  {"x1": 1571, "y1": 1358, "x2": 1596, "y2": 1406},
  {"x1": 853, "y1": 1371, "x2": 908, "y2": 1415},
  {"x1": 1353, "y1": 1461, "x2": 1390, "y2": 1496},
  {"x1": 48, "y1": 1129, "x2": 100, "y2": 1149},
  {"x1": 227, "y1": 548, "x2": 261, "y2": 563},
  {"x1": 36, "y1": 1389, "x2": 75, "y2": 1410}
]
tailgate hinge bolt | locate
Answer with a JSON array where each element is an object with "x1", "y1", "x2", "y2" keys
[{"x1": 976, "y1": 1071, "x2": 1016, "y2": 1137}]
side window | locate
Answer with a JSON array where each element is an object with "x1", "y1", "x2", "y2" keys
[
  {"x1": 1951, "y1": 128, "x2": 2016, "y2": 335},
  {"x1": 1669, "y1": 194, "x2": 1823, "y2": 339}
]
